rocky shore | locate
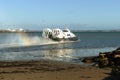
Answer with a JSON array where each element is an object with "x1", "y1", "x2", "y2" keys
[{"x1": 82, "y1": 47, "x2": 120, "y2": 79}]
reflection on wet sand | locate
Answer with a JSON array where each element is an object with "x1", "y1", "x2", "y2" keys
[{"x1": 41, "y1": 49, "x2": 74, "y2": 61}]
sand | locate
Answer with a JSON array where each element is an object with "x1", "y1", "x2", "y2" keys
[{"x1": 0, "y1": 60, "x2": 112, "y2": 80}]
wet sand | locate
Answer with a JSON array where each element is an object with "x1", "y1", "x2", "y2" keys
[{"x1": 0, "y1": 60, "x2": 111, "y2": 80}]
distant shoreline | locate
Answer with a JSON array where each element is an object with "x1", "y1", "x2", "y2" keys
[
  {"x1": 1, "y1": 30, "x2": 120, "y2": 33},
  {"x1": 72, "y1": 30, "x2": 120, "y2": 32}
]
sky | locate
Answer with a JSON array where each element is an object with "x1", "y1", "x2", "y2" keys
[{"x1": 0, "y1": 0, "x2": 120, "y2": 30}]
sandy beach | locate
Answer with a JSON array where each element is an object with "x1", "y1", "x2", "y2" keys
[{"x1": 0, "y1": 60, "x2": 113, "y2": 80}]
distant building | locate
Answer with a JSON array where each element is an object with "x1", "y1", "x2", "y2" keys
[
  {"x1": 6, "y1": 28, "x2": 25, "y2": 32},
  {"x1": 18, "y1": 28, "x2": 24, "y2": 31}
]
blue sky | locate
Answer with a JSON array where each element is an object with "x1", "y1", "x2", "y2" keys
[{"x1": 0, "y1": 0, "x2": 120, "y2": 30}]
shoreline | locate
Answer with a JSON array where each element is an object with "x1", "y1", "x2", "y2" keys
[
  {"x1": 0, "y1": 60, "x2": 112, "y2": 80},
  {"x1": 0, "y1": 47, "x2": 120, "y2": 80}
]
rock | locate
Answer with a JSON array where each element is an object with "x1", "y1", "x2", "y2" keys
[
  {"x1": 92, "y1": 63, "x2": 99, "y2": 67},
  {"x1": 116, "y1": 47, "x2": 120, "y2": 50},
  {"x1": 99, "y1": 57, "x2": 109, "y2": 68},
  {"x1": 82, "y1": 57, "x2": 99, "y2": 63},
  {"x1": 98, "y1": 48, "x2": 120, "y2": 68},
  {"x1": 82, "y1": 47, "x2": 120, "y2": 68},
  {"x1": 111, "y1": 66, "x2": 120, "y2": 75},
  {"x1": 99, "y1": 52, "x2": 106, "y2": 58},
  {"x1": 114, "y1": 54, "x2": 120, "y2": 58},
  {"x1": 82, "y1": 57, "x2": 94, "y2": 63}
]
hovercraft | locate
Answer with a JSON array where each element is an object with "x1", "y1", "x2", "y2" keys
[{"x1": 42, "y1": 28, "x2": 79, "y2": 42}]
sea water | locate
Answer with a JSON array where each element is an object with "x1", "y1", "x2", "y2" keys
[{"x1": 0, "y1": 32, "x2": 119, "y2": 63}]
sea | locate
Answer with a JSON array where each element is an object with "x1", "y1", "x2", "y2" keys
[{"x1": 0, "y1": 32, "x2": 119, "y2": 64}]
